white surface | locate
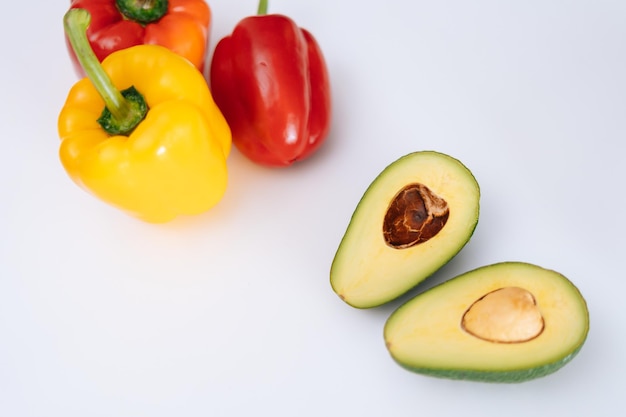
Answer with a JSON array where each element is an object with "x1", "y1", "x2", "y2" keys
[{"x1": 1, "y1": 1, "x2": 624, "y2": 416}]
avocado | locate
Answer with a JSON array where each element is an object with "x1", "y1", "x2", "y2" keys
[
  {"x1": 330, "y1": 151, "x2": 480, "y2": 308},
  {"x1": 384, "y1": 262, "x2": 590, "y2": 383}
]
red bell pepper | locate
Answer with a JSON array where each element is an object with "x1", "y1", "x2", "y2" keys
[
  {"x1": 209, "y1": 0, "x2": 332, "y2": 167},
  {"x1": 66, "y1": 0, "x2": 211, "y2": 75}
]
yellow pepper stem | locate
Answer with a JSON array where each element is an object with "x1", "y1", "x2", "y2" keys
[{"x1": 64, "y1": 8, "x2": 147, "y2": 136}]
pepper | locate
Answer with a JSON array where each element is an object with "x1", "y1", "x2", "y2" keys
[
  {"x1": 66, "y1": 0, "x2": 211, "y2": 75},
  {"x1": 209, "y1": 0, "x2": 332, "y2": 167},
  {"x1": 59, "y1": 8, "x2": 231, "y2": 223}
]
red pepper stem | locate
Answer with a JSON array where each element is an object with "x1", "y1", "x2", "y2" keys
[
  {"x1": 64, "y1": 8, "x2": 146, "y2": 135},
  {"x1": 257, "y1": 0, "x2": 268, "y2": 15}
]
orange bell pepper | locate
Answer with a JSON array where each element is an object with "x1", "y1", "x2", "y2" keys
[{"x1": 66, "y1": 0, "x2": 212, "y2": 75}]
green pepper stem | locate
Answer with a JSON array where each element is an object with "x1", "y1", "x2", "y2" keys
[
  {"x1": 257, "y1": 0, "x2": 268, "y2": 15},
  {"x1": 116, "y1": 0, "x2": 169, "y2": 24},
  {"x1": 64, "y1": 8, "x2": 147, "y2": 135}
]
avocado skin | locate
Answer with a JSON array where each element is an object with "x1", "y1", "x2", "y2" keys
[{"x1": 392, "y1": 343, "x2": 586, "y2": 383}]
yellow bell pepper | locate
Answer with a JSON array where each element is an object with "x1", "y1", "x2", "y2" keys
[{"x1": 58, "y1": 9, "x2": 231, "y2": 223}]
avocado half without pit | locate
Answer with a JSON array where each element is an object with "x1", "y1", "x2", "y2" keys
[
  {"x1": 384, "y1": 262, "x2": 590, "y2": 383},
  {"x1": 330, "y1": 151, "x2": 480, "y2": 308}
]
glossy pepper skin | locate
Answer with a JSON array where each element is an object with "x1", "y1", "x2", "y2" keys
[
  {"x1": 59, "y1": 9, "x2": 231, "y2": 223},
  {"x1": 209, "y1": 1, "x2": 331, "y2": 167},
  {"x1": 66, "y1": 0, "x2": 211, "y2": 75}
]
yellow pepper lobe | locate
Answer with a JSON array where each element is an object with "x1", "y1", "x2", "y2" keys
[{"x1": 461, "y1": 286, "x2": 545, "y2": 343}]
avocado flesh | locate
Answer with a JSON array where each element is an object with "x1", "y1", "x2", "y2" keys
[
  {"x1": 330, "y1": 151, "x2": 480, "y2": 308},
  {"x1": 384, "y1": 262, "x2": 590, "y2": 383}
]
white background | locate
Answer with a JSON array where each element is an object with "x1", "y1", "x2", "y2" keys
[{"x1": 1, "y1": 1, "x2": 624, "y2": 416}]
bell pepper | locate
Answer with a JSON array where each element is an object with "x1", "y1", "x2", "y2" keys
[
  {"x1": 66, "y1": 0, "x2": 211, "y2": 75},
  {"x1": 209, "y1": 0, "x2": 332, "y2": 167},
  {"x1": 59, "y1": 8, "x2": 231, "y2": 223}
]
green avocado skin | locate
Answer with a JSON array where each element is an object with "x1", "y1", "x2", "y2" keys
[{"x1": 392, "y1": 343, "x2": 587, "y2": 383}]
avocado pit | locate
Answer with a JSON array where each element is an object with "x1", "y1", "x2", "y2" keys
[
  {"x1": 461, "y1": 286, "x2": 545, "y2": 343},
  {"x1": 383, "y1": 183, "x2": 450, "y2": 249}
]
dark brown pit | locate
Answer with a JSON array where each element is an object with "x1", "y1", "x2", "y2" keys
[{"x1": 383, "y1": 183, "x2": 450, "y2": 249}]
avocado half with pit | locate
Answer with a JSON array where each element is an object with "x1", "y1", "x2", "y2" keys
[
  {"x1": 330, "y1": 151, "x2": 480, "y2": 308},
  {"x1": 384, "y1": 262, "x2": 590, "y2": 383}
]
